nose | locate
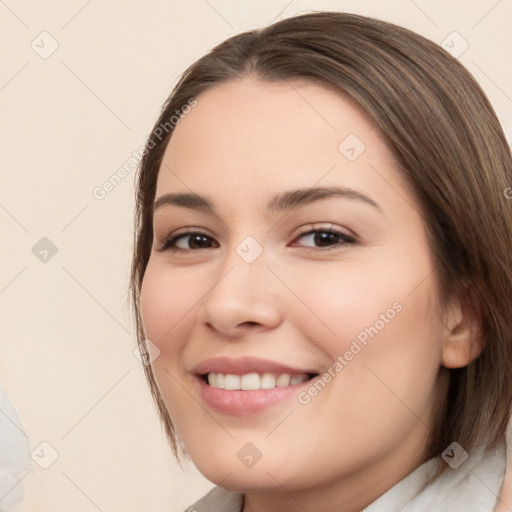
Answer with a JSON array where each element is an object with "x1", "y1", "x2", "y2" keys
[{"x1": 199, "y1": 245, "x2": 284, "y2": 338}]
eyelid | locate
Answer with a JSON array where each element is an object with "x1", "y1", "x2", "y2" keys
[{"x1": 293, "y1": 223, "x2": 356, "y2": 240}]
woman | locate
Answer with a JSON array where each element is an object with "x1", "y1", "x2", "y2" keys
[{"x1": 130, "y1": 11, "x2": 512, "y2": 511}]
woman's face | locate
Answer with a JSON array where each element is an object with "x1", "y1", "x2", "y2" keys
[{"x1": 140, "y1": 77, "x2": 449, "y2": 500}]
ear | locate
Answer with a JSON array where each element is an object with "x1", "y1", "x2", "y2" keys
[{"x1": 441, "y1": 288, "x2": 485, "y2": 369}]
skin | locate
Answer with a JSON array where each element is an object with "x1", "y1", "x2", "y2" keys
[{"x1": 139, "y1": 77, "x2": 481, "y2": 512}]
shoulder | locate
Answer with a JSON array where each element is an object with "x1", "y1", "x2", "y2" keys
[{"x1": 183, "y1": 486, "x2": 244, "y2": 512}]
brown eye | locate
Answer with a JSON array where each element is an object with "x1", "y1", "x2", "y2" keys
[
  {"x1": 293, "y1": 229, "x2": 355, "y2": 249},
  {"x1": 159, "y1": 231, "x2": 219, "y2": 252}
]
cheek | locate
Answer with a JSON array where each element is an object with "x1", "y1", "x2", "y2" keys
[
  {"x1": 322, "y1": 275, "x2": 443, "y2": 436},
  {"x1": 139, "y1": 261, "x2": 199, "y2": 358},
  {"x1": 288, "y1": 251, "x2": 444, "y2": 401},
  {"x1": 282, "y1": 256, "x2": 428, "y2": 354},
  {"x1": 139, "y1": 262, "x2": 201, "y2": 423}
]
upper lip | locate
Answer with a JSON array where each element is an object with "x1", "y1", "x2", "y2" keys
[{"x1": 193, "y1": 356, "x2": 318, "y2": 376}]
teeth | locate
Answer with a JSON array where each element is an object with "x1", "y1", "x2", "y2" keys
[
  {"x1": 206, "y1": 372, "x2": 310, "y2": 390},
  {"x1": 276, "y1": 374, "x2": 291, "y2": 387},
  {"x1": 260, "y1": 373, "x2": 276, "y2": 389},
  {"x1": 241, "y1": 372, "x2": 260, "y2": 390},
  {"x1": 224, "y1": 374, "x2": 240, "y2": 390},
  {"x1": 290, "y1": 374, "x2": 308, "y2": 385}
]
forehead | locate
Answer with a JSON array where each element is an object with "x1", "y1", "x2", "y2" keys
[{"x1": 156, "y1": 77, "x2": 408, "y2": 207}]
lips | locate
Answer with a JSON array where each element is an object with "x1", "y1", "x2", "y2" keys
[{"x1": 192, "y1": 356, "x2": 319, "y2": 415}]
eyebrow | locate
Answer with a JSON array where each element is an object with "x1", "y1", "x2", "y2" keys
[{"x1": 153, "y1": 186, "x2": 381, "y2": 213}]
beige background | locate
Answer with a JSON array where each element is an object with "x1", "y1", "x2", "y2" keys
[{"x1": 1, "y1": 1, "x2": 511, "y2": 511}]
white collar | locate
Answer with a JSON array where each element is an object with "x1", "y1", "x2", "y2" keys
[{"x1": 364, "y1": 441, "x2": 506, "y2": 511}]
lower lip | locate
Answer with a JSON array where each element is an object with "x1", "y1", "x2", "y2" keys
[{"x1": 195, "y1": 375, "x2": 313, "y2": 415}]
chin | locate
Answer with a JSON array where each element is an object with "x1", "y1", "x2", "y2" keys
[
  {"x1": 189, "y1": 446, "x2": 313, "y2": 493},
  {"x1": 203, "y1": 468, "x2": 285, "y2": 493}
]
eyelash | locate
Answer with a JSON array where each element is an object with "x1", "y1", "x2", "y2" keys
[{"x1": 157, "y1": 226, "x2": 356, "y2": 253}]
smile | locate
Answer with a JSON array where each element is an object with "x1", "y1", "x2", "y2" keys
[
  {"x1": 205, "y1": 372, "x2": 314, "y2": 390},
  {"x1": 192, "y1": 357, "x2": 320, "y2": 415}
]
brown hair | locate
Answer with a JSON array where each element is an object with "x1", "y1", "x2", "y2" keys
[{"x1": 130, "y1": 11, "x2": 512, "y2": 460}]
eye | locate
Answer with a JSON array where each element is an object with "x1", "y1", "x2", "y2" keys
[
  {"x1": 157, "y1": 230, "x2": 218, "y2": 252},
  {"x1": 291, "y1": 228, "x2": 356, "y2": 250}
]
